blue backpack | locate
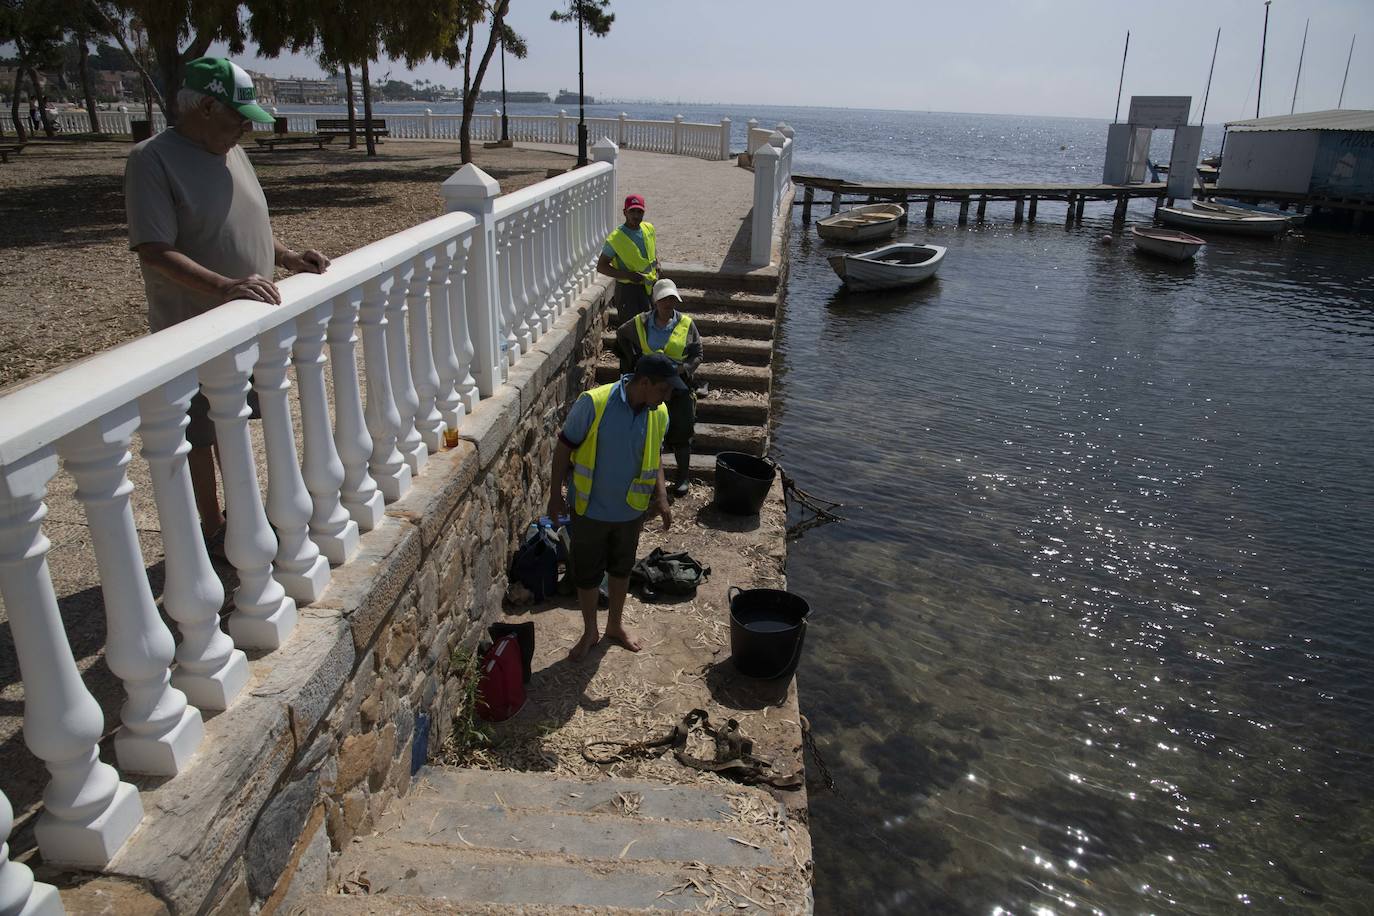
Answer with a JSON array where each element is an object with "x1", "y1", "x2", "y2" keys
[{"x1": 509, "y1": 517, "x2": 568, "y2": 601}]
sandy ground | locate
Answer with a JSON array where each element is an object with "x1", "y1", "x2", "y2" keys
[{"x1": 0, "y1": 138, "x2": 576, "y2": 391}]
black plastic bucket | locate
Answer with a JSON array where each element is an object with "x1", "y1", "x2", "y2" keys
[
  {"x1": 728, "y1": 586, "x2": 811, "y2": 679},
  {"x1": 714, "y1": 452, "x2": 776, "y2": 516}
]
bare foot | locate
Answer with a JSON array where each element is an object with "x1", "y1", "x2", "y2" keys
[
  {"x1": 602, "y1": 626, "x2": 642, "y2": 652},
  {"x1": 568, "y1": 630, "x2": 599, "y2": 661}
]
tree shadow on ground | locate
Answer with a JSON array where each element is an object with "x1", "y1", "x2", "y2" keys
[{"x1": 0, "y1": 172, "x2": 127, "y2": 250}]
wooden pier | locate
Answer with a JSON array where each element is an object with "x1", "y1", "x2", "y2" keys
[{"x1": 793, "y1": 174, "x2": 1170, "y2": 227}]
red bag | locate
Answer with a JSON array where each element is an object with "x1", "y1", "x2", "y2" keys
[{"x1": 475, "y1": 634, "x2": 526, "y2": 722}]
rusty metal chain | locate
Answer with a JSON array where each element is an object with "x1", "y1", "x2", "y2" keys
[{"x1": 800, "y1": 715, "x2": 840, "y2": 797}]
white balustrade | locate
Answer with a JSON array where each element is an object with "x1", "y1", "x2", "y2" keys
[
  {"x1": 0, "y1": 156, "x2": 616, "y2": 869},
  {"x1": 137, "y1": 375, "x2": 247, "y2": 711},
  {"x1": 1, "y1": 789, "x2": 64, "y2": 915},
  {"x1": 295, "y1": 305, "x2": 361, "y2": 564},
  {"x1": 328, "y1": 292, "x2": 387, "y2": 528},
  {"x1": 751, "y1": 138, "x2": 782, "y2": 267},
  {"x1": 407, "y1": 252, "x2": 447, "y2": 453},
  {"x1": 385, "y1": 267, "x2": 428, "y2": 476},
  {"x1": 59, "y1": 407, "x2": 205, "y2": 776},
  {"x1": 0, "y1": 451, "x2": 143, "y2": 867}
]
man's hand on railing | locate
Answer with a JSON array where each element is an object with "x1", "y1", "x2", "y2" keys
[
  {"x1": 220, "y1": 274, "x2": 282, "y2": 305},
  {"x1": 281, "y1": 249, "x2": 331, "y2": 274}
]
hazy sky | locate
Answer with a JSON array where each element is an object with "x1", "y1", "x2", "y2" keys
[{"x1": 221, "y1": 0, "x2": 1373, "y2": 120}]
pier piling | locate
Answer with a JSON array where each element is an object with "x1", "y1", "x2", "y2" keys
[
  {"x1": 1029, "y1": 197, "x2": 1038, "y2": 222},
  {"x1": 925, "y1": 196, "x2": 936, "y2": 224},
  {"x1": 1013, "y1": 197, "x2": 1024, "y2": 224},
  {"x1": 802, "y1": 186, "x2": 814, "y2": 224},
  {"x1": 958, "y1": 198, "x2": 970, "y2": 224},
  {"x1": 898, "y1": 196, "x2": 910, "y2": 226},
  {"x1": 830, "y1": 191, "x2": 842, "y2": 215},
  {"x1": 1064, "y1": 193, "x2": 1076, "y2": 227},
  {"x1": 976, "y1": 196, "x2": 988, "y2": 221},
  {"x1": 1075, "y1": 197, "x2": 1086, "y2": 222},
  {"x1": 1113, "y1": 195, "x2": 1128, "y2": 222}
]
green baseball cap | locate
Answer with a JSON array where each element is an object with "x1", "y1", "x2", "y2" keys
[{"x1": 184, "y1": 57, "x2": 275, "y2": 124}]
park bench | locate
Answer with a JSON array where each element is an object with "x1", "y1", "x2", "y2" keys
[
  {"x1": 254, "y1": 134, "x2": 336, "y2": 152},
  {"x1": 0, "y1": 143, "x2": 26, "y2": 164},
  {"x1": 316, "y1": 118, "x2": 388, "y2": 139}
]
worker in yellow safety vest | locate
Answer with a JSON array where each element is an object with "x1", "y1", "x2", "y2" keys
[
  {"x1": 548, "y1": 354, "x2": 679, "y2": 661},
  {"x1": 597, "y1": 193, "x2": 658, "y2": 314},
  {"x1": 614, "y1": 278, "x2": 703, "y2": 497}
]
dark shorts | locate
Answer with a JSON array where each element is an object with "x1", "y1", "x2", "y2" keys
[
  {"x1": 664, "y1": 388, "x2": 695, "y2": 447},
  {"x1": 569, "y1": 514, "x2": 644, "y2": 588},
  {"x1": 615, "y1": 281, "x2": 652, "y2": 314},
  {"x1": 186, "y1": 385, "x2": 262, "y2": 449}
]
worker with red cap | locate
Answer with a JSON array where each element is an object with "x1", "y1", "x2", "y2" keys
[{"x1": 597, "y1": 193, "x2": 658, "y2": 313}]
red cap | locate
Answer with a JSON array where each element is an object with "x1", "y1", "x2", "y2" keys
[{"x1": 623, "y1": 194, "x2": 646, "y2": 212}]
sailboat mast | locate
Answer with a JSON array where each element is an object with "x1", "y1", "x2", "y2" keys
[
  {"x1": 1114, "y1": 31, "x2": 1130, "y2": 123},
  {"x1": 1258, "y1": 0, "x2": 1272, "y2": 118},
  {"x1": 1339, "y1": 35, "x2": 1356, "y2": 108},
  {"x1": 1291, "y1": 19, "x2": 1309, "y2": 115},
  {"x1": 1201, "y1": 28, "x2": 1221, "y2": 125}
]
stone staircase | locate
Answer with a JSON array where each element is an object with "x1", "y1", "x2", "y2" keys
[
  {"x1": 302, "y1": 769, "x2": 808, "y2": 913},
  {"x1": 596, "y1": 283, "x2": 782, "y2": 482}
]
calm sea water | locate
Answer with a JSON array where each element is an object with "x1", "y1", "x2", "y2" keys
[{"x1": 762, "y1": 109, "x2": 1374, "y2": 914}]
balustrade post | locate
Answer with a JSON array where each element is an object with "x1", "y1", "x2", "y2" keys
[
  {"x1": 618, "y1": 112, "x2": 627, "y2": 146},
  {"x1": 429, "y1": 241, "x2": 465, "y2": 432},
  {"x1": 673, "y1": 114, "x2": 684, "y2": 155},
  {"x1": 494, "y1": 220, "x2": 518, "y2": 368},
  {"x1": 441, "y1": 164, "x2": 504, "y2": 396},
  {"x1": 254, "y1": 326, "x2": 331, "y2": 603},
  {"x1": 295, "y1": 304, "x2": 361, "y2": 563},
  {"x1": 557, "y1": 109, "x2": 567, "y2": 144},
  {"x1": 60, "y1": 406, "x2": 205, "y2": 774},
  {"x1": 424, "y1": 107, "x2": 433, "y2": 139},
  {"x1": 1, "y1": 789, "x2": 63, "y2": 915},
  {"x1": 491, "y1": 110, "x2": 501, "y2": 139},
  {"x1": 137, "y1": 374, "x2": 247, "y2": 710},
  {"x1": 328, "y1": 292, "x2": 387, "y2": 525},
  {"x1": 358, "y1": 278, "x2": 413, "y2": 501},
  {"x1": 751, "y1": 142, "x2": 780, "y2": 267},
  {"x1": 556, "y1": 188, "x2": 577, "y2": 313},
  {"x1": 0, "y1": 450, "x2": 143, "y2": 867},
  {"x1": 540, "y1": 196, "x2": 561, "y2": 325},
  {"x1": 201, "y1": 344, "x2": 299, "y2": 649},
  {"x1": 513, "y1": 209, "x2": 536, "y2": 352},
  {"x1": 407, "y1": 251, "x2": 447, "y2": 452},
  {"x1": 524, "y1": 203, "x2": 549, "y2": 337},
  {"x1": 719, "y1": 117, "x2": 732, "y2": 161},
  {"x1": 386, "y1": 265, "x2": 429, "y2": 475}
]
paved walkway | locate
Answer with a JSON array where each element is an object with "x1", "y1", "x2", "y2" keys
[{"x1": 523, "y1": 143, "x2": 757, "y2": 272}]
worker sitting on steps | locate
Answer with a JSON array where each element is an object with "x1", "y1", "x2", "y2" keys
[
  {"x1": 615, "y1": 278, "x2": 703, "y2": 497},
  {"x1": 597, "y1": 193, "x2": 657, "y2": 314}
]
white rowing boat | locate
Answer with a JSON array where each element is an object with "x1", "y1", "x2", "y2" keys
[
  {"x1": 816, "y1": 203, "x2": 906, "y2": 243},
  {"x1": 1157, "y1": 206, "x2": 1289, "y2": 237},
  {"x1": 1194, "y1": 199, "x2": 1306, "y2": 227},
  {"x1": 827, "y1": 243, "x2": 946, "y2": 291},
  {"x1": 1131, "y1": 226, "x2": 1205, "y2": 262}
]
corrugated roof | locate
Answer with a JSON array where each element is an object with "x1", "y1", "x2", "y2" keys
[{"x1": 1224, "y1": 110, "x2": 1374, "y2": 132}]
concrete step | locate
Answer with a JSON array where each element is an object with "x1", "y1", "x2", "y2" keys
[
  {"x1": 659, "y1": 263, "x2": 780, "y2": 295},
  {"x1": 694, "y1": 395, "x2": 769, "y2": 425},
  {"x1": 693, "y1": 422, "x2": 766, "y2": 455},
  {"x1": 671, "y1": 290, "x2": 778, "y2": 317},
  {"x1": 595, "y1": 361, "x2": 771, "y2": 392},
  {"x1": 600, "y1": 334, "x2": 774, "y2": 366},
  {"x1": 319, "y1": 768, "x2": 797, "y2": 913}
]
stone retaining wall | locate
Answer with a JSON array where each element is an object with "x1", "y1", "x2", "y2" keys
[{"x1": 78, "y1": 279, "x2": 614, "y2": 916}]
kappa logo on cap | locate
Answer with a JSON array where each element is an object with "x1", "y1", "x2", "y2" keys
[{"x1": 207, "y1": 78, "x2": 226, "y2": 96}]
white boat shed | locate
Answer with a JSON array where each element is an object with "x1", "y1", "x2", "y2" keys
[{"x1": 1217, "y1": 110, "x2": 1374, "y2": 199}]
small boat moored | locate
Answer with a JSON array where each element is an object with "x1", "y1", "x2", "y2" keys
[
  {"x1": 1194, "y1": 198, "x2": 1306, "y2": 227},
  {"x1": 1157, "y1": 206, "x2": 1289, "y2": 238},
  {"x1": 828, "y1": 242, "x2": 946, "y2": 291},
  {"x1": 1131, "y1": 226, "x2": 1206, "y2": 262},
  {"x1": 816, "y1": 203, "x2": 906, "y2": 243}
]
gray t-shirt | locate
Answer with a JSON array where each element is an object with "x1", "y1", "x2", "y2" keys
[{"x1": 125, "y1": 130, "x2": 274, "y2": 332}]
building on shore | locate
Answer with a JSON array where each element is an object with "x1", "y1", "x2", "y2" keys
[
  {"x1": 477, "y1": 90, "x2": 551, "y2": 103},
  {"x1": 268, "y1": 76, "x2": 340, "y2": 105},
  {"x1": 1218, "y1": 110, "x2": 1374, "y2": 200},
  {"x1": 555, "y1": 88, "x2": 593, "y2": 104}
]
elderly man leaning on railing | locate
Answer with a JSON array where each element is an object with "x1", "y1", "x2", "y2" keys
[{"x1": 124, "y1": 57, "x2": 332, "y2": 551}]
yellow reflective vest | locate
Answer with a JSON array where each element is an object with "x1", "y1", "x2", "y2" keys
[
  {"x1": 571, "y1": 382, "x2": 669, "y2": 516},
  {"x1": 634, "y1": 312, "x2": 693, "y2": 362},
  {"x1": 606, "y1": 222, "x2": 658, "y2": 294}
]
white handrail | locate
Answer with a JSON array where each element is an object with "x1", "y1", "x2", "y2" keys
[{"x1": 0, "y1": 155, "x2": 616, "y2": 870}]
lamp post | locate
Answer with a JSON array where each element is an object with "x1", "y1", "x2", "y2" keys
[
  {"x1": 576, "y1": 1, "x2": 588, "y2": 166},
  {"x1": 499, "y1": 30, "x2": 509, "y2": 142}
]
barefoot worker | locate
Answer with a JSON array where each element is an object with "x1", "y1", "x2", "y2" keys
[
  {"x1": 615, "y1": 278, "x2": 703, "y2": 497},
  {"x1": 597, "y1": 193, "x2": 658, "y2": 313},
  {"x1": 124, "y1": 57, "x2": 330, "y2": 545},
  {"x1": 547, "y1": 354, "x2": 679, "y2": 660}
]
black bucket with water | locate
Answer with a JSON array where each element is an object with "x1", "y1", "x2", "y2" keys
[
  {"x1": 728, "y1": 586, "x2": 811, "y2": 679},
  {"x1": 714, "y1": 452, "x2": 776, "y2": 516}
]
